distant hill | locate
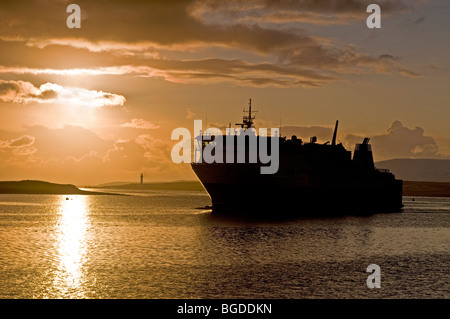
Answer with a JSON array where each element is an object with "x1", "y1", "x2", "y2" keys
[
  {"x1": 95, "y1": 181, "x2": 205, "y2": 191},
  {"x1": 376, "y1": 159, "x2": 450, "y2": 183},
  {"x1": 0, "y1": 180, "x2": 114, "y2": 195},
  {"x1": 92, "y1": 181, "x2": 135, "y2": 187}
]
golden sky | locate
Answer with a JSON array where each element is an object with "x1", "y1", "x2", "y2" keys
[{"x1": 0, "y1": 0, "x2": 449, "y2": 185}]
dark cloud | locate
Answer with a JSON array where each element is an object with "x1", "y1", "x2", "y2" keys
[
  {"x1": 262, "y1": 0, "x2": 410, "y2": 14},
  {"x1": 378, "y1": 54, "x2": 399, "y2": 61},
  {"x1": 0, "y1": 0, "x2": 420, "y2": 87},
  {"x1": 149, "y1": 58, "x2": 338, "y2": 87},
  {"x1": 0, "y1": 81, "x2": 19, "y2": 95},
  {"x1": 404, "y1": 16, "x2": 425, "y2": 26},
  {"x1": 191, "y1": 0, "x2": 411, "y2": 25},
  {"x1": 0, "y1": 80, "x2": 56, "y2": 104},
  {"x1": 0, "y1": 0, "x2": 309, "y2": 52},
  {"x1": 414, "y1": 16, "x2": 425, "y2": 24}
]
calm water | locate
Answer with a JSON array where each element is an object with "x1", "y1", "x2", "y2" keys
[{"x1": 0, "y1": 190, "x2": 448, "y2": 299}]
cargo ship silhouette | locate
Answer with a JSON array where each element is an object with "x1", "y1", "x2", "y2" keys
[{"x1": 191, "y1": 99, "x2": 403, "y2": 216}]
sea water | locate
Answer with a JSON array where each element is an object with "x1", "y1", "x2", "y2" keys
[{"x1": 0, "y1": 191, "x2": 448, "y2": 299}]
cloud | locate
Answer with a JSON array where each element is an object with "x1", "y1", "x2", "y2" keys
[
  {"x1": 0, "y1": 1, "x2": 317, "y2": 52},
  {"x1": 0, "y1": 125, "x2": 185, "y2": 184},
  {"x1": 186, "y1": 109, "x2": 196, "y2": 119},
  {"x1": 404, "y1": 16, "x2": 425, "y2": 26},
  {"x1": 398, "y1": 68, "x2": 422, "y2": 78},
  {"x1": 0, "y1": 65, "x2": 127, "y2": 76},
  {"x1": 0, "y1": 80, "x2": 57, "y2": 104},
  {"x1": 0, "y1": 135, "x2": 35, "y2": 149},
  {"x1": 345, "y1": 120, "x2": 440, "y2": 160},
  {"x1": 413, "y1": 16, "x2": 425, "y2": 24},
  {"x1": 279, "y1": 120, "x2": 442, "y2": 161},
  {"x1": 0, "y1": 80, "x2": 126, "y2": 107},
  {"x1": 0, "y1": 135, "x2": 37, "y2": 164},
  {"x1": 189, "y1": 119, "x2": 441, "y2": 161},
  {"x1": 8, "y1": 135, "x2": 35, "y2": 148},
  {"x1": 0, "y1": 0, "x2": 414, "y2": 46},
  {"x1": 22, "y1": 125, "x2": 114, "y2": 160},
  {"x1": 121, "y1": 119, "x2": 160, "y2": 130},
  {"x1": 189, "y1": 0, "x2": 412, "y2": 25},
  {"x1": 0, "y1": 62, "x2": 337, "y2": 88},
  {"x1": 25, "y1": 38, "x2": 161, "y2": 59},
  {"x1": 134, "y1": 134, "x2": 172, "y2": 163},
  {"x1": 0, "y1": 0, "x2": 420, "y2": 88},
  {"x1": 0, "y1": 52, "x2": 416, "y2": 88},
  {"x1": 277, "y1": 44, "x2": 415, "y2": 78}
]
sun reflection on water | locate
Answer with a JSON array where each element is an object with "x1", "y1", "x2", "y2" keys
[{"x1": 53, "y1": 195, "x2": 90, "y2": 298}]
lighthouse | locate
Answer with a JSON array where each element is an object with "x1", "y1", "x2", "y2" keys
[{"x1": 140, "y1": 173, "x2": 143, "y2": 184}]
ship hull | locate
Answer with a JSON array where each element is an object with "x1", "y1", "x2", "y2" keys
[{"x1": 192, "y1": 163, "x2": 403, "y2": 217}]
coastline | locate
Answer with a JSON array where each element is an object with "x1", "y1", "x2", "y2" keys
[
  {"x1": 0, "y1": 180, "x2": 120, "y2": 196},
  {"x1": 1, "y1": 180, "x2": 449, "y2": 198}
]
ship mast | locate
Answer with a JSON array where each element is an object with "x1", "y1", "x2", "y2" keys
[{"x1": 236, "y1": 98, "x2": 256, "y2": 130}]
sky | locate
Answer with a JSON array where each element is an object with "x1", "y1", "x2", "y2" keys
[{"x1": 0, "y1": 0, "x2": 449, "y2": 185}]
